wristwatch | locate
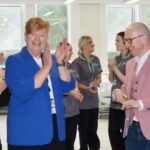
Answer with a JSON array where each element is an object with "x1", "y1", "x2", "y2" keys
[{"x1": 56, "y1": 60, "x2": 66, "y2": 67}]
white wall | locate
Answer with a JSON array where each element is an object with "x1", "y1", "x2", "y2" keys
[
  {"x1": 0, "y1": 0, "x2": 150, "y2": 73},
  {"x1": 69, "y1": 2, "x2": 108, "y2": 72},
  {"x1": 68, "y1": 0, "x2": 150, "y2": 73}
]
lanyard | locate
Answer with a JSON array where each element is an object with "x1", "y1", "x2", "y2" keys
[
  {"x1": 88, "y1": 59, "x2": 95, "y2": 82},
  {"x1": 66, "y1": 62, "x2": 70, "y2": 70},
  {"x1": 117, "y1": 52, "x2": 131, "y2": 68},
  {"x1": 117, "y1": 58, "x2": 125, "y2": 68}
]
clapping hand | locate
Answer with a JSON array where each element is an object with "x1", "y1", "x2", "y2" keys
[
  {"x1": 42, "y1": 43, "x2": 52, "y2": 71},
  {"x1": 108, "y1": 59, "x2": 116, "y2": 71},
  {"x1": 56, "y1": 38, "x2": 68, "y2": 64}
]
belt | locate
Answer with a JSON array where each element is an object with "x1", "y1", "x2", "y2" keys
[{"x1": 132, "y1": 121, "x2": 140, "y2": 126}]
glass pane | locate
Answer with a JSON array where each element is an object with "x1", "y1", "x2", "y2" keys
[
  {"x1": 0, "y1": 6, "x2": 22, "y2": 52},
  {"x1": 107, "y1": 7, "x2": 133, "y2": 55},
  {"x1": 37, "y1": 5, "x2": 68, "y2": 51},
  {"x1": 146, "y1": 7, "x2": 150, "y2": 29}
]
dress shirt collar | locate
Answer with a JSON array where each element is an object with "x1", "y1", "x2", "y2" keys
[{"x1": 135, "y1": 49, "x2": 150, "y2": 65}]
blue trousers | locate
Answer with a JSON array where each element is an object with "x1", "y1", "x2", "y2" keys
[{"x1": 126, "y1": 121, "x2": 150, "y2": 150}]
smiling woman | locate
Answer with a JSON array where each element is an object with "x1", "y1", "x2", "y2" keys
[
  {"x1": 5, "y1": 16, "x2": 75, "y2": 150},
  {"x1": 24, "y1": 17, "x2": 49, "y2": 57}
]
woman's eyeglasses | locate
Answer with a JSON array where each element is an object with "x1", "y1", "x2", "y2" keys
[
  {"x1": 124, "y1": 34, "x2": 144, "y2": 45},
  {"x1": 87, "y1": 41, "x2": 94, "y2": 46}
]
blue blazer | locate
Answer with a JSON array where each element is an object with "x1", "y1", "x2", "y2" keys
[{"x1": 5, "y1": 47, "x2": 75, "y2": 146}]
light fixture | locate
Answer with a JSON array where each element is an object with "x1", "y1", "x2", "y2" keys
[
  {"x1": 43, "y1": 11, "x2": 54, "y2": 17},
  {"x1": 125, "y1": 0, "x2": 139, "y2": 4},
  {"x1": 52, "y1": 21, "x2": 60, "y2": 26},
  {"x1": 64, "y1": 0, "x2": 75, "y2": 5}
]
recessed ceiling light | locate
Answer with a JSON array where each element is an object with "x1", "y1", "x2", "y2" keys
[
  {"x1": 64, "y1": 0, "x2": 75, "y2": 5},
  {"x1": 125, "y1": 0, "x2": 139, "y2": 4}
]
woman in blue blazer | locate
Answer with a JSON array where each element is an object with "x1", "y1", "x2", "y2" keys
[{"x1": 5, "y1": 17, "x2": 75, "y2": 150}]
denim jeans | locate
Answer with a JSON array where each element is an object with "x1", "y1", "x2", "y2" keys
[{"x1": 126, "y1": 122, "x2": 150, "y2": 150}]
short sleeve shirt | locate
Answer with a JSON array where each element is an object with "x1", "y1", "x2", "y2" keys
[
  {"x1": 63, "y1": 62, "x2": 80, "y2": 117},
  {"x1": 72, "y1": 55, "x2": 102, "y2": 109},
  {"x1": 110, "y1": 51, "x2": 133, "y2": 109}
]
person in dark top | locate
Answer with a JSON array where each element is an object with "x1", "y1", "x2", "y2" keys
[
  {"x1": 72, "y1": 35, "x2": 102, "y2": 150},
  {"x1": 108, "y1": 31, "x2": 133, "y2": 150},
  {"x1": 0, "y1": 52, "x2": 7, "y2": 150},
  {"x1": 0, "y1": 52, "x2": 7, "y2": 96},
  {"x1": 63, "y1": 43, "x2": 83, "y2": 150}
]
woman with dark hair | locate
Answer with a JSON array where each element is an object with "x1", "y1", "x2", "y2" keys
[{"x1": 108, "y1": 32, "x2": 132, "y2": 150}]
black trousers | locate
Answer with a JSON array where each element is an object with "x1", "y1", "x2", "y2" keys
[
  {"x1": 78, "y1": 108, "x2": 100, "y2": 150},
  {"x1": 108, "y1": 108, "x2": 125, "y2": 150},
  {"x1": 8, "y1": 115, "x2": 66, "y2": 150},
  {"x1": 65, "y1": 115, "x2": 78, "y2": 150}
]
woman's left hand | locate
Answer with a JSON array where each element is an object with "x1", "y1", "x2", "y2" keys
[
  {"x1": 42, "y1": 43, "x2": 52, "y2": 71},
  {"x1": 56, "y1": 38, "x2": 68, "y2": 64}
]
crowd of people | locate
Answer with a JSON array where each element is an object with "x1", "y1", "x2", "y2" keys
[{"x1": 0, "y1": 16, "x2": 150, "y2": 150}]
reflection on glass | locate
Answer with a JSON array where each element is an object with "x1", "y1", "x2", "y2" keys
[
  {"x1": 37, "y1": 5, "x2": 68, "y2": 51},
  {"x1": 0, "y1": 6, "x2": 22, "y2": 52},
  {"x1": 107, "y1": 7, "x2": 133, "y2": 52}
]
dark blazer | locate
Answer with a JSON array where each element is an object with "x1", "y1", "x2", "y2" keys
[{"x1": 5, "y1": 47, "x2": 75, "y2": 146}]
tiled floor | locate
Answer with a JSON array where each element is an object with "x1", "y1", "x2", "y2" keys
[{"x1": 0, "y1": 115, "x2": 111, "y2": 150}]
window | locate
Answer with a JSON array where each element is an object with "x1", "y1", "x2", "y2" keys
[
  {"x1": 107, "y1": 6, "x2": 133, "y2": 58},
  {"x1": 145, "y1": 7, "x2": 150, "y2": 29},
  {"x1": 37, "y1": 4, "x2": 68, "y2": 51},
  {"x1": 0, "y1": 6, "x2": 22, "y2": 54}
]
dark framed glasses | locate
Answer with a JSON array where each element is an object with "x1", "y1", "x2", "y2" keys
[{"x1": 124, "y1": 34, "x2": 144, "y2": 45}]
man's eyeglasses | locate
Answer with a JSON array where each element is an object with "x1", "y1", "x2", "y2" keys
[{"x1": 124, "y1": 34, "x2": 144, "y2": 45}]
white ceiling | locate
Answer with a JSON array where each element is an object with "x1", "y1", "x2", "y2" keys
[{"x1": 0, "y1": 0, "x2": 149, "y2": 5}]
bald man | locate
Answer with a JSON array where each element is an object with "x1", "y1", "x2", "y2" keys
[{"x1": 113, "y1": 22, "x2": 150, "y2": 150}]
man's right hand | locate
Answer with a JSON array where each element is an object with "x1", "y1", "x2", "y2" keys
[{"x1": 113, "y1": 89, "x2": 128, "y2": 104}]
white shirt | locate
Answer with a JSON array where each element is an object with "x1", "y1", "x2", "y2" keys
[
  {"x1": 33, "y1": 57, "x2": 56, "y2": 114},
  {"x1": 133, "y1": 49, "x2": 150, "y2": 120},
  {"x1": 135, "y1": 49, "x2": 150, "y2": 75}
]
